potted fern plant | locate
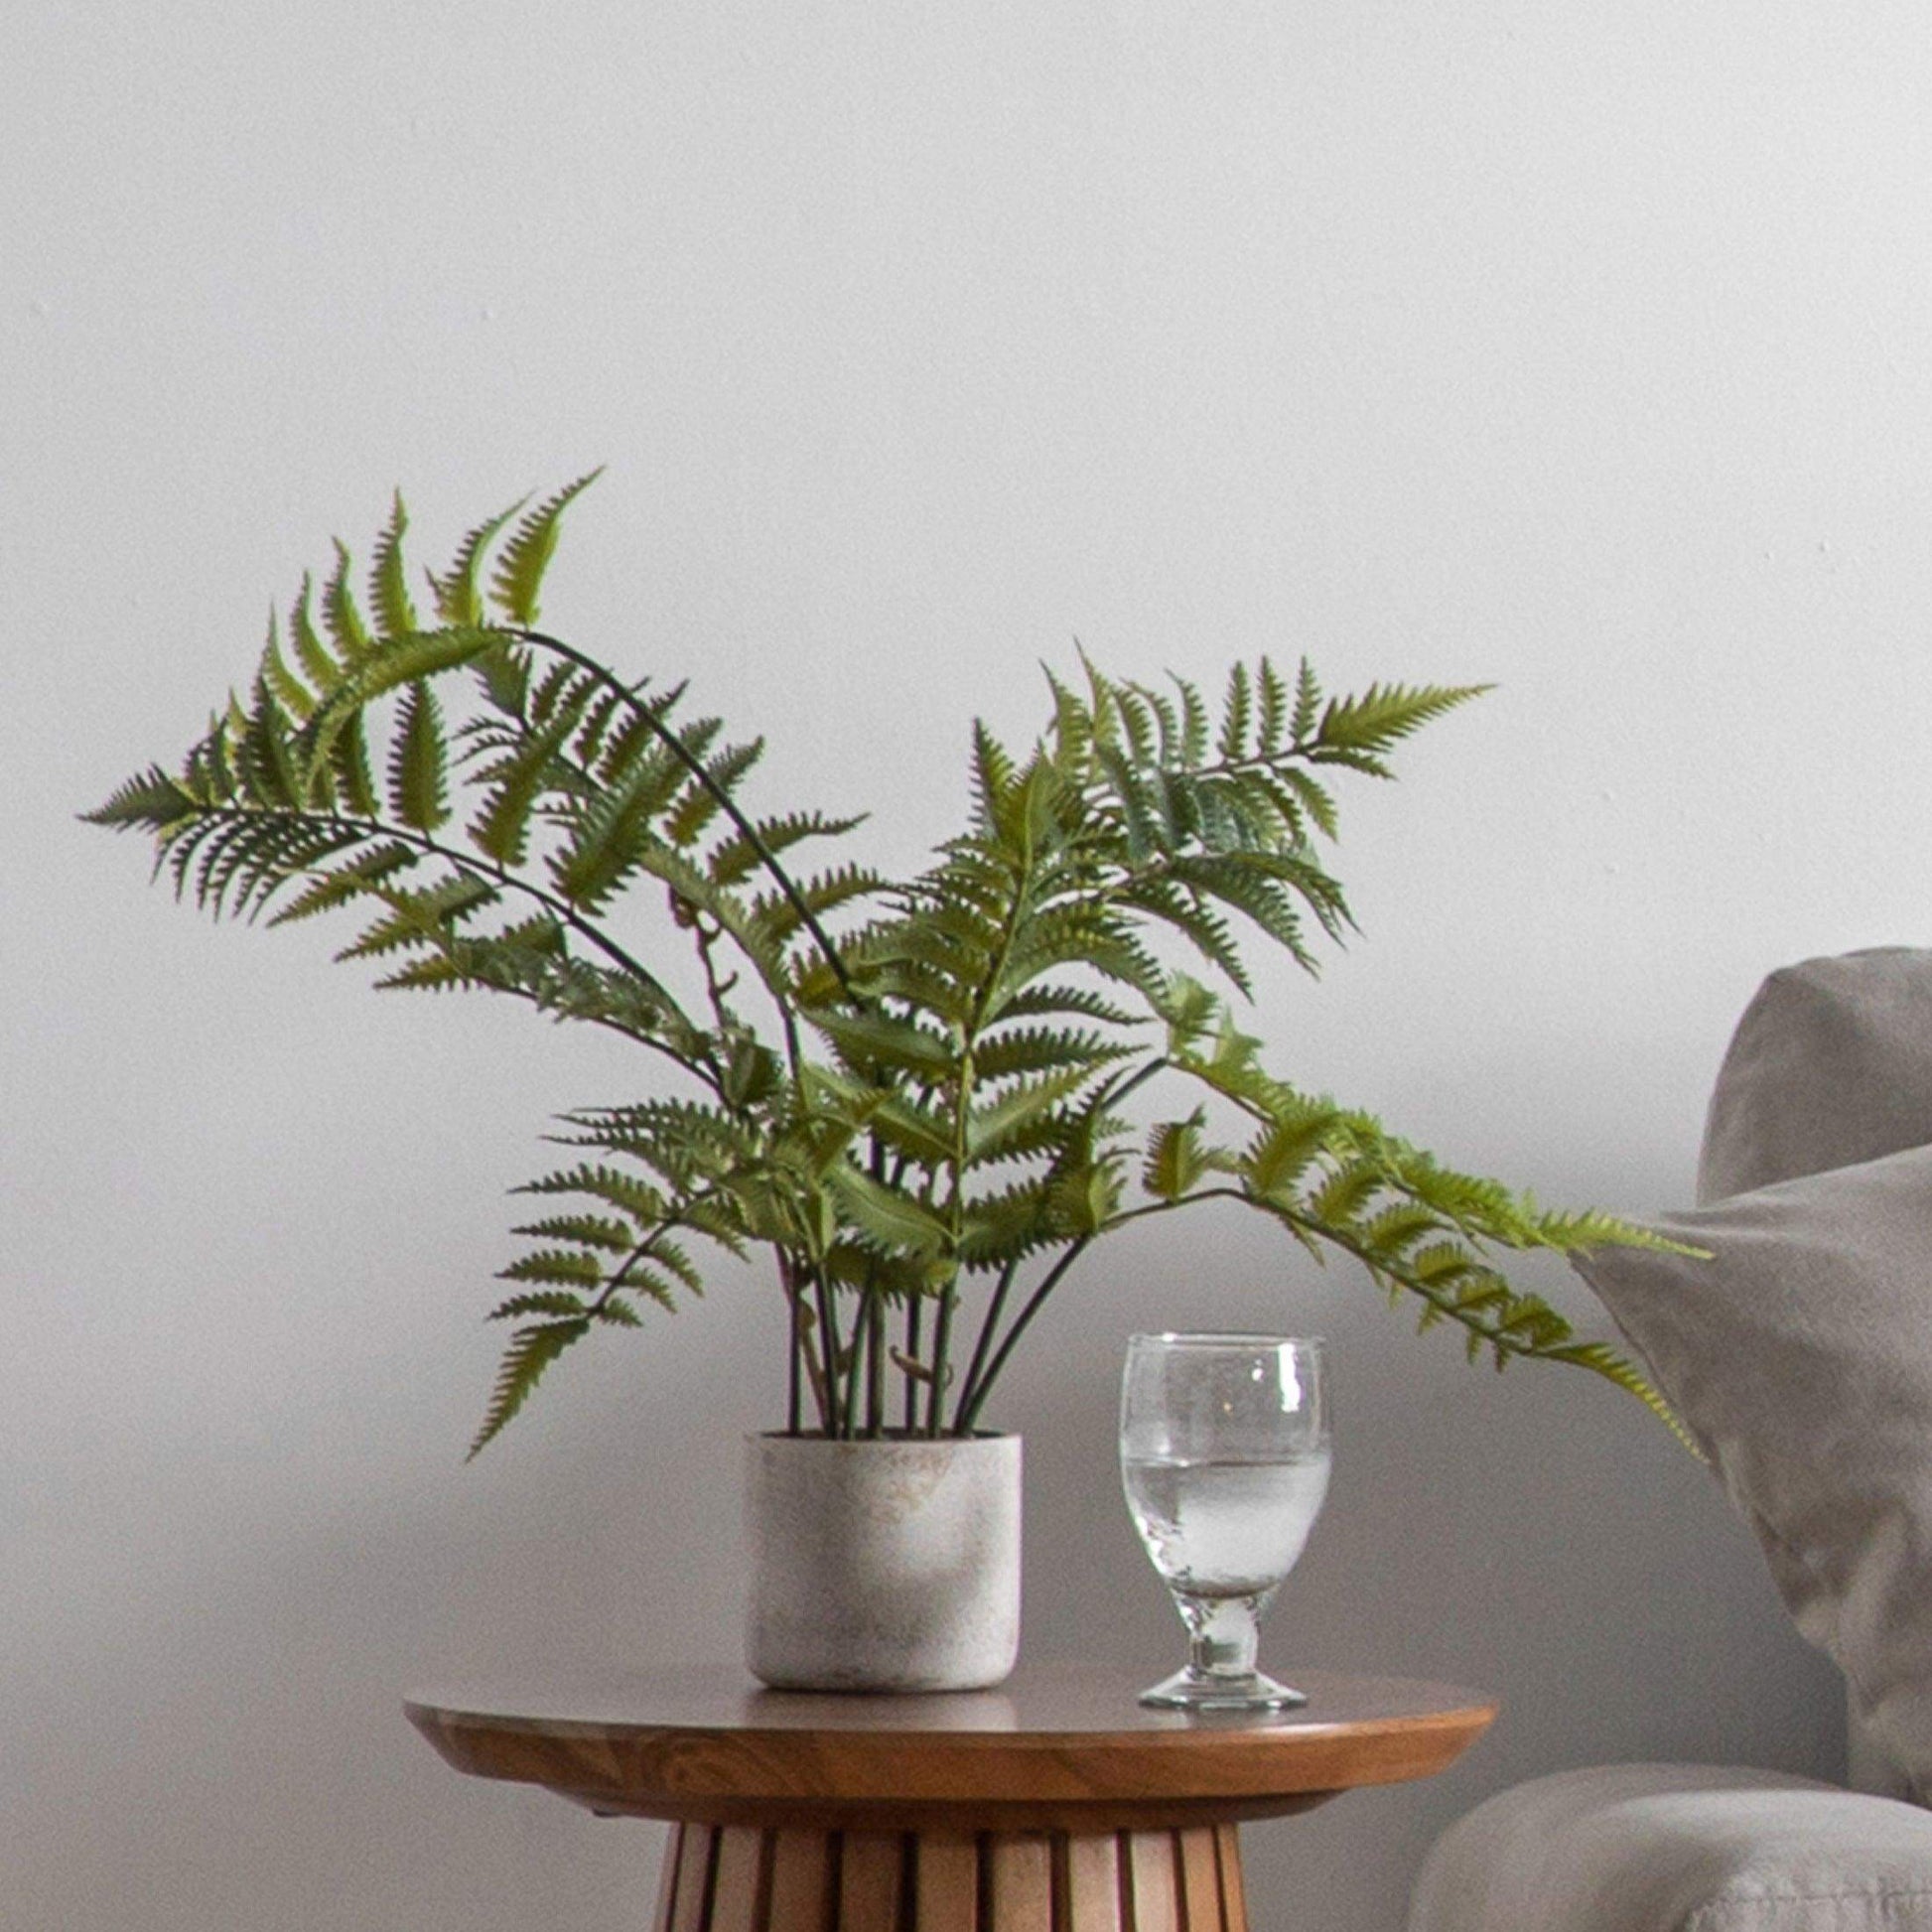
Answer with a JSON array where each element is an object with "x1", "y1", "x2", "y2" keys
[{"x1": 89, "y1": 477, "x2": 1674, "y2": 1691}]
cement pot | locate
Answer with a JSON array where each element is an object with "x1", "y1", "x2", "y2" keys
[{"x1": 744, "y1": 1432, "x2": 1022, "y2": 1692}]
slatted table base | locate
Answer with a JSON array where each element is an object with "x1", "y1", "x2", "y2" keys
[{"x1": 654, "y1": 1823, "x2": 1250, "y2": 1932}]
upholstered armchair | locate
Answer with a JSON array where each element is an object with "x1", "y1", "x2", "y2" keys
[{"x1": 1411, "y1": 949, "x2": 1932, "y2": 1931}]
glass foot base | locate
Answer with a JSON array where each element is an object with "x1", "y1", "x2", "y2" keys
[{"x1": 1138, "y1": 1667, "x2": 1309, "y2": 1712}]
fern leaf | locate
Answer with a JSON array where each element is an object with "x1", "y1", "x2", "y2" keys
[
  {"x1": 826, "y1": 1165, "x2": 952, "y2": 1256},
  {"x1": 290, "y1": 577, "x2": 340, "y2": 691},
  {"x1": 388, "y1": 683, "x2": 451, "y2": 831},
  {"x1": 1257, "y1": 657, "x2": 1291, "y2": 753},
  {"x1": 260, "y1": 610, "x2": 317, "y2": 723},
  {"x1": 369, "y1": 491, "x2": 419, "y2": 639},
  {"x1": 82, "y1": 766, "x2": 200, "y2": 834},
  {"x1": 1308, "y1": 1160, "x2": 1386, "y2": 1228},
  {"x1": 972, "y1": 1024, "x2": 1123, "y2": 1083},
  {"x1": 969, "y1": 719, "x2": 1018, "y2": 831},
  {"x1": 323, "y1": 540, "x2": 375, "y2": 663},
  {"x1": 516, "y1": 1163, "x2": 672, "y2": 1229},
  {"x1": 1315, "y1": 681, "x2": 1489, "y2": 758},
  {"x1": 470, "y1": 691, "x2": 587, "y2": 867},
  {"x1": 266, "y1": 841, "x2": 420, "y2": 926},
  {"x1": 548, "y1": 753, "x2": 684, "y2": 912},
  {"x1": 489, "y1": 469, "x2": 603, "y2": 626},
  {"x1": 335, "y1": 875, "x2": 498, "y2": 961},
  {"x1": 1271, "y1": 767, "x2": 1339, "y2": 843},
  {"x1": 468, "y1": 1317, "x2": 591, "y2": 1457},
  {"x1": 432, "y1": 496, "x2": 526, "y2": 626},
  {"x1": 1144, "y1": 1112, "x2": 1209, "y2": 1201},
  {"x1": 990, "y1": 983, "x2": 1144, "y2": 1030},
  {"x1": 812, "y1": 1006, "x2": 956, "y2": 1080},
  {"x1": 1219, "y1": 661, "x2": 1252, "y2": 761},
  {"x1": 1540, "y1": 1340, "x2": 1704, "y2": 1455},
  {"x1": 497, "y1": 1248, "x2": 610, "y2": 1290},
  {"x1": 965, "y1": 1066, "x2": 1094, "y2": 1163},
  {"x1": 488, "y1": 1291, "x2": 590, "y2": 1320},
  {"x1": 1290, "y1": 657, "x2": 1322, "y2": 744},
  {"x1": 706, "y1": 809, "x2": 865, "y2": 890},
  {"x1": 326, "y1": 708, "x2": 379, "y2": 819},
  {"x1": 235, "y1": 673, "x2": 307, "y2": 810},
  {"x1": 1242, "y1": 1106, "x2": 1339, "y2": 1200},
  {"x1": 747, "y1": 863, "x2": 884, "y2": 953},
  {"x1": 1174, "y1": 674, "x2": 1210, "y2": 766}
]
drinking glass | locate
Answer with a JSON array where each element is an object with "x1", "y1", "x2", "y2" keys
[{"x1": 1119, "y1": 1333, "x2": 1330, "y2": 1711}]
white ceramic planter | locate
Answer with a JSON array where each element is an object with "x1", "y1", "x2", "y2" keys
[{"x1": 743, "y1": 1432, "x2": 1022, "y2": 1693}]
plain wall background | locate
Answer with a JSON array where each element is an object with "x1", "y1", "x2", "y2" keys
[{"x1": 6, "y1": 2, "x2": 1929, "y2": 1925}]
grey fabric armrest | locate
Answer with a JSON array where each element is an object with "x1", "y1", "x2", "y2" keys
[{"x1": 1408, "y1": 1764, "x2": 1932, "y2": 1932}]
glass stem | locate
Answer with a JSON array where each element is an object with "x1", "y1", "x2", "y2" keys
[{"x1": 1178, "y1": 1594, "x2": 1262, "y2": 1680}]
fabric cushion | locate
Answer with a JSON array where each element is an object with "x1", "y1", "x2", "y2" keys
[
  {"x1": 1699, "y1": 947, "x2": 1932, "y2": 1205},
  {"x1": 1574, "y1": 1144, "x2": 1932, "y2": 1798},
  {"x1": 1696, "y1": 947, "x2": 1932, "y2": 1798},
  {"x1": 1408, "y1": 1763, "x2": 1932, "y2": 1931}
]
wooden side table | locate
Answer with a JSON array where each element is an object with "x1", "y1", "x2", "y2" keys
[{"x1": 407, "y1": 1664, "x2": 1493, "y2": 1932}]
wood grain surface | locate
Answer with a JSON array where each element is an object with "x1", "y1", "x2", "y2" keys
[
  {"x1": 641, "y1": 1819, "x2": 1311, "y2": 1932},
  {"x1": 405, "y1": 1661, "x2": 1494, "y2": 1834}
]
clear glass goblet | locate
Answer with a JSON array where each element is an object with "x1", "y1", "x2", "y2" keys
[{"x1": 1120, "y1": 1332, "x2": 1330, "y2": 1712}]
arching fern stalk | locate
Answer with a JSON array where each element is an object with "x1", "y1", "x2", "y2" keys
[{"x1": 88, "y1": 478, "x2": 1692, "y2": 1456}]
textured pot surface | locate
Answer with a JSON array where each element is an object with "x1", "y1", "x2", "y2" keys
[{"x1": 744, "y1": 1433, "x2": 1022, "y2": 1693}]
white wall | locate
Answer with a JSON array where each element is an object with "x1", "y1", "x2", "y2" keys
[{"x1": 6, "y1": 2, "x2": 1928, "y2": 1926}]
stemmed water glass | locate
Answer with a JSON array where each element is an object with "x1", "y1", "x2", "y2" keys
[{"x1": 1119, "y1": 1333, "x2": 1330, "y2": 1712}]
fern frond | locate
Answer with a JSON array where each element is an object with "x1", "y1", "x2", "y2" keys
[
  {"x1": 497, "y1": 1248, "x2": 609, "y2": 1290},
  {"x1": 489, "y1": 469, "x2": 603, "y2": 626},
  {"x1": 265, "y1": 840, "x2": 420, "y2": 926},
  {"x1": 664, "y1": 738, "x2": 763, "y2": 849},
  {"x1": 369, "y1": 491, "x2": 419, "y2": 639},
  {"x1": 1540, "y1": 1340, "x2": 1703, "y2": 1455},
  {"x1": 335, "y1": 873, "x2": 497, "y2": 961},
  {"x1": 468, "y1": 1317, "x2": 591, "y2": 1459},
  {"x1": 1144, "y1": 1111, "x2": 1210, "y2": 1201},
  {"x1": 289, "y1": 577, "x2": 339, "y2": 692},
  {"x1": 388, "y1": 683, "x2": 450, "y2": 831},
  {"x1": 1258, "y1": 657, "x2": 1292, "y2": 753},
  {"x1": 260, "y1": 611, "x2": 318, "y2": 724},
  {"x1": 82, "y1": 766, "x2": 201, "y2": 834},
  {"x1": 469, "y1": 688, "x2": 589, "y2": 868},
  {"x1": 488, "y1": 1291, "x2": 589, "y2": 1321},
  {"x1": 965, "y1": 1066, "x2": 1095, "y2": 1163},
  {"x1": 510, "y1": 1212, "x2": 638, "y2": 1254},
  {"x1": 1290, "y1": 657, "x2": 1322, "y2": 744},
  {"x1": 1218, "y1": 661, "x2": 1253, "y2": 761},
  {"x1": 432, "y1": 496, "x2": 526, "y2": 626},
  {"x1": 1312, "y1": 681, "x2": 1489, "y2": 762},
  {"x1": 706, "y1": 809, "x2": 865, "y2": 890},
  {"x1": 547, "y1": 749, "x2": 686, "y2": 913},
  {"x1": 323, "y1": 540, "x2": 375, "y2": 663}
]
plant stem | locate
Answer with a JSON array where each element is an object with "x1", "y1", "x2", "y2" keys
[
  {"x1": 839, "y1": 1290, "x2": 866, "y2": 1439},
  {"x1": 867, "y1": 1293, "x2": 886, "y2": 1437},
  {"x1": 901, "y1": 1295, "x2": 923, "y2": 1432},
  {"x1": 950, "y1": 1258, "x2": 1017, "y2": 1434},
  {"x1": 953, "y1": 1237, "x2": 1092, "y2": 1435},
  {"x1": 782, "y1": 1256, "x2": 804, "y2": 1435},
  {"x1": 922, "y1": 1285, "x2": 956, "y2": 1437},
  {"x1": 812, "y1": 1269, "x2": 842, "y2": 1436}
]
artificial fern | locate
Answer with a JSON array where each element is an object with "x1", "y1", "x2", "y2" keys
[{"x1": 88, "y1": 478, "x2": 1691, "y2": 1455}]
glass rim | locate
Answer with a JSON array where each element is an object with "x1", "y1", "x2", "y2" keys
[{"x1": 1127, "y1": 1331, "x2": 1324, "y2": 1350}]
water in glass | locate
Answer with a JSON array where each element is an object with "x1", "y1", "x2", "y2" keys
[{"x1": 1120, "y1": 1333, "x2": 1328, "y2": 1712}]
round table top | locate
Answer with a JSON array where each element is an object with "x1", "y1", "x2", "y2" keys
[{"x1": 405, "y1": 1662, "x2": 1496, "y2": 1832}]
